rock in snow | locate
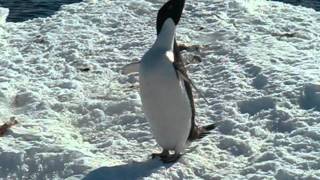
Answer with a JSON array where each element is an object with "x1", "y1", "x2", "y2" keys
[{"x1": 0, "y1": 0, "x2": 320, "y2": 179}]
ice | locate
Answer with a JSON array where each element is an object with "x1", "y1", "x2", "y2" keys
[
  {"x1": 0, "y1": 0, "x2": 320, "y2": 179},
  {"x1": 0, "y1": 7, "x2": 8, "y2": 24}
]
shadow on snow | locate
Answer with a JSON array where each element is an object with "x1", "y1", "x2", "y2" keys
[{"x1": 83, "y1": 159, "x2": 172, "y2": 180}]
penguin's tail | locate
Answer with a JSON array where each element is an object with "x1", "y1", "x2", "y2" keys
[
  {"x1": 188, "y1": 123, "x2": 216, "y2": 141},
  {"x1": 199, "y1": 124, "x2": 216, "y2": 138}
]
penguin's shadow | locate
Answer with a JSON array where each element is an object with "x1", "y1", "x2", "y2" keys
[{"x1": 83, "y1": 159, "x2": 172, "y2": 180}]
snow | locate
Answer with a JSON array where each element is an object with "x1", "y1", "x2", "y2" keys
[{"x1": 0, "y1": 0, "x2": 320, "y2": 179}]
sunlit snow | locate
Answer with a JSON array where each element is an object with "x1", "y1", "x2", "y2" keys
[{"x1": 0, "y1": 0, "x2": 319, "y2": 179}]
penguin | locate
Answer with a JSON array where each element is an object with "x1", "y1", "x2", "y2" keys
[
  {"x1": 156, "y1": 1, "x2": 215, "y2": 142},
  {"x1": 122, "y1": 0, "x2": 215, "y2": 163}
]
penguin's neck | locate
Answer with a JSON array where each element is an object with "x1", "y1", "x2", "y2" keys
[{"x1": 153, "y1": 18, "x2": 176, "y2": 51}]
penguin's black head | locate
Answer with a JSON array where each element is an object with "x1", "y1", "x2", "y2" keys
[{"x1": 156, "y1": 0, "x2": 186, "y2": 35}]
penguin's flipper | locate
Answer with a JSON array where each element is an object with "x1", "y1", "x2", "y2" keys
[
  {"x1": 121, "y1": 61, "x2": 140, "y2": 75},
  {"x1": 176, "y1": 68, "x2": 210, "y2": 105}
]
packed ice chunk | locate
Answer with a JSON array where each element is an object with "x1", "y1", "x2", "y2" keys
[{"x1": 0, "y1": 8, "x2": 9, "y2": 24}]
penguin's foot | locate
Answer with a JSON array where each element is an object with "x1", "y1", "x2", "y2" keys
[
  {"x1": 151, "y1": 149, "x2": 169, "y2": 159},
  {"x1": 160, "y1": 153, "x2": 181, "y2": 163}
]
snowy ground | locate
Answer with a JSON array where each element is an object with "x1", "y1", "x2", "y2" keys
[{"x1": 0, "y1": 0, "x2": 320, "y2": 179}]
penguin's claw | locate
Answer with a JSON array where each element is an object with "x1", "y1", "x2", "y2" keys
[
  {"x1": 151, "y1": 149, "x2": 169, "y2": 159},
  {"x1": 160, "y1": 153, "x2": 181, "y2": 163},
  {"x1": 152, "y1": 150, "x2": 181, "y2": 163}
]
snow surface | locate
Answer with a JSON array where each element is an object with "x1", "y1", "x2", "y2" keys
[{"x1": 0, "y1": 0, "x2": 320, "y2": 179}]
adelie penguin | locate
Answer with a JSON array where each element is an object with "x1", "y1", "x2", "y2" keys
[{"x1": 122, "y1": 0, "x2": 215, "y2": 163}]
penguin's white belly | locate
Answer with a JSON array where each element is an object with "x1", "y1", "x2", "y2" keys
[{"x1": 139, "y1": 53, "x2": 192, "y2": 152}]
